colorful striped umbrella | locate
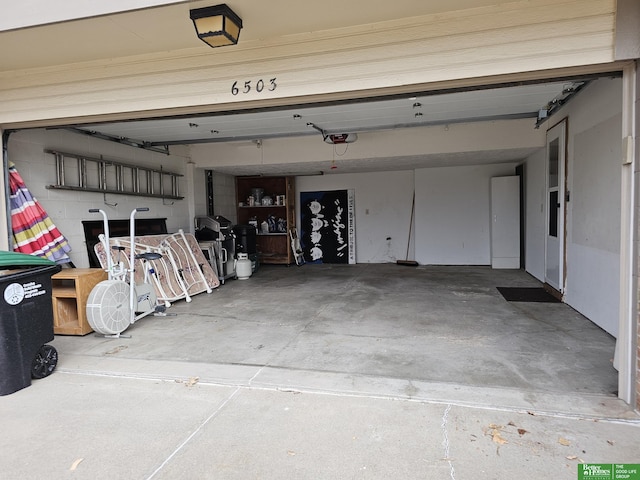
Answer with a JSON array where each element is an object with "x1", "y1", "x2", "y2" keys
[{"x1": 9, "y1": 162, "x2": 72, "y2": 264}]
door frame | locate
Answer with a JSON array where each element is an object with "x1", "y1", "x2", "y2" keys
[
  {"x1": 544, "y1": 118, "x2": 568, "y2": 296},
  {"x1": 617, "y1": 62, "x2": 637, "y2": 407},
  {"x1": 515, "y1": 164, "x2": 525, "y2": 269}
]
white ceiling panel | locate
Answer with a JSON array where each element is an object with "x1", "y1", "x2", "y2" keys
[{"x1": 74, "y1": 81, "x2": 577, "y2": 146}]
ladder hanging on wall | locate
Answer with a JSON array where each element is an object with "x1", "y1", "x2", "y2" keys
[{"x1": 45, "y1": 150, "x2": 183, "y2": 200}]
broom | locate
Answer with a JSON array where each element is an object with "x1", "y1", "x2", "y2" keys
[{"x1": 397, "y1": 191, "x2": 419, "y2": 266}]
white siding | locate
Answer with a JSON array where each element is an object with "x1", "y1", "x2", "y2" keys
[{"x1": 0, "y1": 0, "x2": 615, "y2": 127}]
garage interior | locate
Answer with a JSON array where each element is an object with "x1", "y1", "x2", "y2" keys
[
  {"x1": 0, "y1": 0, "x2": 636, "y2": 410},
  {"x1": 4, "y1": 69, "x2": 629, "y2": 412},
  {"x1": 3, "y1": 74, "x2": 627, "y2": 418},
  {"x1": 2, "y1": 2, "x2": 639, "y2": 477}
]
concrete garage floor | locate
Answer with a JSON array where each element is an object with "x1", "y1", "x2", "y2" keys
[{"x1": 2, "y1": 264, "x2": 639, "y2": 479}]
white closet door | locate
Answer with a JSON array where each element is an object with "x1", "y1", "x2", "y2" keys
[{"x1": 490, "y1": 176, "x2": 520, "y2": 269}]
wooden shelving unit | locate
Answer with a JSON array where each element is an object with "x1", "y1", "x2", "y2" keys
[
  {"x1": 52, "y1": 268, "x2": 107, "y2": 335},
  {"x1": 236, "y1": 176, "x2": 295, "y2": 265}
]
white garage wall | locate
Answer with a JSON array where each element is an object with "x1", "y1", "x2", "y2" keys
[
  {"x1": 414, "y1": 163, "x2": 518, "y2": 265},
  {"x1": 7, "y1": 129, "x2": 192, "y2": 268},
  {"x1": 564, "y1": 78, "x2": 623, "y2": 337},
  {"x1": 296, "y1": 171, "x2": 414, "y2": 263},
  {"x1": 192, "y1": 169, "x2": 237, "y2": 225},
  {"x1": 524, "y1": 149, "x2": 546, "y2": 282},
  {"x1": 523, "y1": 77, "x2": 623, "y2": 337},
  {"x1": 212, "y1": 173, "x2": 238, "y2": 224},
  {"x1": 195, "y1": 162, "x2": 531, "y2": 266}
]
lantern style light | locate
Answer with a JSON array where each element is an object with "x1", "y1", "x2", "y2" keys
[{"x1": 190, "y1": 4, "x2": 243, "y2": 48}]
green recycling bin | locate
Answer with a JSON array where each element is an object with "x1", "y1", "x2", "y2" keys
[{"x1": 0, "y1": 251, "x2": 62, "y2": 396}]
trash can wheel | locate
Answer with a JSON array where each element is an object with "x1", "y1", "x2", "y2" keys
[{"x1": 31, "y1": 345, "x2": 58, "y2": 379}]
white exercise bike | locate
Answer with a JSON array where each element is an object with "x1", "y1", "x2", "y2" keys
[{"x1": 86, "y1": 207, "x2": 168, "y2": 337}]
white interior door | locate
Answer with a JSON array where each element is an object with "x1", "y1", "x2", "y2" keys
[
  {"x1": 545, "y1": 120, "x2": 567, "y2": 292},
  {"x1": 490, "y1": 176, "x2": 520, "y2": 269}
]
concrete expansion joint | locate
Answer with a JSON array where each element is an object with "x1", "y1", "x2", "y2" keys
[
  {"x1": 248, "y1": 365, "x2": 266, "y2": 385},
  {"x1": 441, "y1": 404, "x2": 456, "y2": 480},
  {"x1": 201, "y1": 377, "x2": 640, "y2": 425},
  {"x1": 57, "y1": 368, "x2": 640, "y2": 425},
  {"x1": 145, "y1": 387, "x2": 242, "y2": 480}
]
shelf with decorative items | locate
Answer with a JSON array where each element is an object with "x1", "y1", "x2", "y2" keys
[{"x1": 236, "y1": 176, "x2": 295, "y2": 264}]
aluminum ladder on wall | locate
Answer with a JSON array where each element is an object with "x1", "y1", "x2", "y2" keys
[{"x1": 44, "y1": 149, "x2": 184, "y2": 200}]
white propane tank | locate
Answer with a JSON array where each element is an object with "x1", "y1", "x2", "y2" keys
[{"x1": 235, "y1": 253, "x2": 252, "y2": 280}]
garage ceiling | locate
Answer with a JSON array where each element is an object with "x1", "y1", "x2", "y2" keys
[
  {"x1": 63, "y1": 78, "x2": 593, "y2": 176},
  {"x1": 73, "y1": 81, "x2": 574, "y2": 145}
]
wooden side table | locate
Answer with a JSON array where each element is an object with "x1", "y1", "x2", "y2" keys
[{"x1": 51, "y1": 268, "x2": 107, "y2": 335}]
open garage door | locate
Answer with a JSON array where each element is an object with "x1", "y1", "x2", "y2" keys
[{"x1": 3, "y1": 67, "x2": 637, "y2": 405}]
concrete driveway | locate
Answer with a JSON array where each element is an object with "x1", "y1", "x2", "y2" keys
[{"x1": 2, "y1": 264, "x2": 638, "y2": 479}]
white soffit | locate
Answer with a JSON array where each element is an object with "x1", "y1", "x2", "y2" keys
[
  {"x1": 0, "y1": 0, "x2": 184, "y2": 31},
  {"x1": 0, "y1": 0, "x2": 499, "y2": 70}
]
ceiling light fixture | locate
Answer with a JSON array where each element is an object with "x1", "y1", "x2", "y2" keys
[{"x1": 190, "y1": 4, "x2": 243, "y2": 48}]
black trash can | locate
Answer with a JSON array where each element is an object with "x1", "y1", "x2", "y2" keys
[
  {"x1": 0, "y1": 252, "x2": 61, "y2": 396},
  {"x1": 233, "y1": 224, "x2": 257, "y2": 255}
]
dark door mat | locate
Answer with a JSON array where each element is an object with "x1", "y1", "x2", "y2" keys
[{"x1": 496, "y1": 287, "x2": 560, "y2": 303}]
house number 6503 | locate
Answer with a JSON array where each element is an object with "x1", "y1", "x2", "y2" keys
[{"x1": 231, "y1": 78, "x2": 277, "y2": 95}]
